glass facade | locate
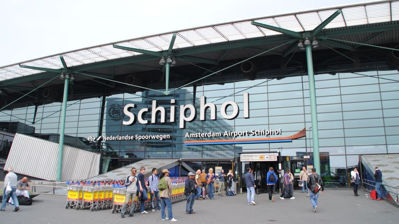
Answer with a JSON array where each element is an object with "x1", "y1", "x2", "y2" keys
[{"x1": 0, "y1": 69, "x2": 398, "y2": 177}]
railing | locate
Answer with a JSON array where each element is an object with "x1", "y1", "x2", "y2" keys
[
  {"x1": 362, "y1": 179, "x2": 399, "y2": 206},
  {"x1": 0, "y1": 181, "x2": 67, "y2": 197},
  {"x1": 30, "y1": 181, "x2": 68, "y2": 195}
]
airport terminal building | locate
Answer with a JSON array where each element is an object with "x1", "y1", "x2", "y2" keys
[{"x1": 0, "y1": 1, "x2": 398, "y2": 185}]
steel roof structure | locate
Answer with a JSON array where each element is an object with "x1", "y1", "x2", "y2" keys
[
  {"x1": 2, "y1": 0, "x2": 399, "y2": 181},
  {"x1": 1, "y1": 0, "x2": 399, "y2": 109}
]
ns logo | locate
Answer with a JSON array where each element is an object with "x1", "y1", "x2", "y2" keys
[{"x1": 108, "y1": 104, "x2": 123, "y2": 121}]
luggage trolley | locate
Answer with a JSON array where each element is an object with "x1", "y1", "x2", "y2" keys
[
  {"x1": 82, "y1": 184, "x2": 97, "y2": 211},
  {"x1": 65, "y1": 183, "x2": 82, "y2": 209},
  {"x1": 112, "y1": 186, "x2": 130, "y2": 214},
  {"x1": 92, "y1": 183, "x2": 100, "y2": 211},
  {"x1": 177, "y1": 181, "x2": 185, "y2": 200},
  {"x1": 97, "y1": 183, "x2": 105, "y2": 210},
  {"x1": 104, "y1": 182, "x2": 113, "y2": 209}
]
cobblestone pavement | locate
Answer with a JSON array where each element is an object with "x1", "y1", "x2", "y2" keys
[{"x1": 0, "y1": 189, "x2": 398, "y2": 224}]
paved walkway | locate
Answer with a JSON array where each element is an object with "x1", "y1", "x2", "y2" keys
[{"x1": 0, "y1": 189, "x2": 398, "y2": 224}]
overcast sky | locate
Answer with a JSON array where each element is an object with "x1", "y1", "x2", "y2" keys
[{"x1": 0, "y1": 0, "x2": 377, "y2": 67}]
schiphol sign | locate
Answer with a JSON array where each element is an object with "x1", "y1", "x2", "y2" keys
[
  {"x1": 122, "y1": 92, "x2": 249, "y2": 129},
  {"x1": 86, "y1": 92, "x2": 306, "y2": 145}
]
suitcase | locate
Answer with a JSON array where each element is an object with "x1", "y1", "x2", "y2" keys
[{"x1": 370, "y1": 190, "x2": 377, "y2": 200}]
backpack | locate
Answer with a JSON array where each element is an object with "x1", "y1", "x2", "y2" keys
[
  {"x1": 268, "y1": 172, "x2": 276, "y2": 183},
  {"x1": 311, "y1": 175, "x2": 321, "y2": 193},
  {"x1": 158, "y1": 177, "x2": 167, "y2": 191}
]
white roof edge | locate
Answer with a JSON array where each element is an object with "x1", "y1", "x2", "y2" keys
[{"x1": 0, "y1": 0, "x2": 397, "y2": 81}]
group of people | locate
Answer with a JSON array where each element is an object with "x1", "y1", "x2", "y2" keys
[
  {"x1": 350, "y1": 166, "x2": 384, "y2": 200},
  {"x1": 121, "y1": 166, "x2": 177, "y2": 221},
  {"x1": 183, "y1": 168, "x2": 236, "y2": 216},
  {"x1": 244, "y1": 166, "x2": 324, "y2": 212},
  {"x1": 2, "y1": 165, "x2": 385, "y2": 217},
  {"x1": 193, "y1": 168, "x2": 236, "y2": 200},
  {"x1": 121, "y1": 166, "x2": 236, "y2": 221},
  {"x1": 121, "y1": 165, "x2": 385, "y2": 219},
  {"x1": 1, "y1": 168, "x2": 31, "y2": 212}
]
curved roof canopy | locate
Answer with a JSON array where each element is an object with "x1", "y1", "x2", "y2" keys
[{"x1": 0, "y1": 0, "x2": 399, "y2": 109}]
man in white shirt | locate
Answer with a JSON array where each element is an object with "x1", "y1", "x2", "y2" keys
[
  {"x1": 1, "y1": 168, "x2": 20, "y2": 212},
  {"x1": 16, "y1": 177, "x2": 30, "y2": 198},
  {"x1": 121, "y1": 167, "x2": 137, "y2": 218}
]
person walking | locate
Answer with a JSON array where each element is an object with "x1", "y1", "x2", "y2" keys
[
  {"x1": 307, "y1": 168, "x2": 324, "y2": 213},
  {"x1": 121, "y1": 167, "x2": 137, "y2": 218},
  {"x1": 266, "y1": 167, "x2": 278, "y2": 202},
  {"x1": 280, "y1": 168, "x2": 295, "y2": 199},
  {"x1": 206, "y1": 168, "x2": 216, "y2": 199},
  {"x1": 149, "y1": 168, "x2": 161, "y2": 211},
  {"x1": 184, "y1": 172, "x2": 197, "y2": 214},
  {"x1": 226, "y1": 170, "x2": 236, "y2": 196},
  {"x1": 244, "y1": 167, "x2": 256, "y2": 205},
  {"x1": 1, "y1": 168, "x2": 19, "y2": 212},
  {"x1": 159, "y1": 169, "x2": 177, "y2": 222},
  {"x1": 195, "y1": 170, "x2": 202, "y2": 199},
  {"x1": 374, "y1": 167, "x2": 383, "y2": 200},
  {"x1": 137, "y1": 167, "x2": 148, "y2": 214},
  {"x1": 350, "y1": 168, "x2": 360, "y2": 196},
  {"x1": 299, "y1": 166, "x2": 309, "y2": 193}
]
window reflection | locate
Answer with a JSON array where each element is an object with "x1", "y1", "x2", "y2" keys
[{"x1": 0, "y1": 70, "x2": 397, "y2": 174}]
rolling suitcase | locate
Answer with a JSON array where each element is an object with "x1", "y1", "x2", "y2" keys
[{"x1": 370, "y1": 190, "x2": 377, "y2": 200}]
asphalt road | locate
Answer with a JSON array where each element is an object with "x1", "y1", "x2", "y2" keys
[{"x1": 0, "y1": 189, "x2": 398, "y2": 224}]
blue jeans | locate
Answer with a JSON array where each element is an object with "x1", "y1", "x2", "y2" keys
[
  {"x1": 150, "y1": 190, "x2": 160, "y2": 210},
  {"x1": 281, "y1": 184, "x2": 293, "y2": 198},
  {"x1": 309, "y1": 191, "x2": 319, "y2": 209},
  {"x1": 139, "y1": 188, "x2": 148, "y2": 212},
  {"x1": 196, "y1": 186, "x2": 201, "y2": 199},
  {"x1": 302, "y1": 180, "x2": 308, "y2": 192},
  {"x1": 208, "y1": 182, "x2": 214, "y2": 199},
  {"x1": 161, "y1": 197, "x2": 173, "y2": 220},
  {"x1": 186, "y1": 193, "x2": 195, "y2": 214},
  {"x1": 247, "y1": 187, "x2": 255, "y2": 203},
  {"x1": 375, "y1": 182, "x2": 383, "y2": 199},
  {"x1": 2, "y1": 187, "x2": 19, "y2": 210}
]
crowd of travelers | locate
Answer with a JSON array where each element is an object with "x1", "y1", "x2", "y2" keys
[
  {"x1": 119, "y1": 166, "x2": 236, "y2": 221},
  {"x1": 244, "y1": 166, "x2": 324, "y2": 212},
  {"x1": 194, "y1": 168, "x2": 237, "y2": 200},
  {"x1": 1, "y1": 165, "x2": 385, "y2": 219},
  {"x1": 243, "y1": 165, "x2": 385, "y2": 213}
]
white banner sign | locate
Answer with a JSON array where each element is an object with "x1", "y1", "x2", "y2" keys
[{"x1": 240, "y1": 153, "x2": 278, "y2": 162}]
